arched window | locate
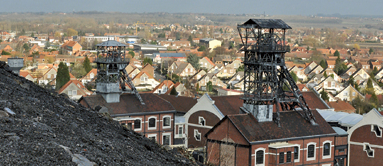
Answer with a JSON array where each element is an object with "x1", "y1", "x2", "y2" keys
[
  {"x1": 255, "y1": 148, "x2": 265, "y2": 165},
  {"x1": 323, "y1": 142, "x2": 330, "y2": 156},
  {"x1": 307, "y1": 144, "x2": 315, "y2": 160},
  {"x1": 148, "y1": 117, "x2": 156, "y2": 129}
]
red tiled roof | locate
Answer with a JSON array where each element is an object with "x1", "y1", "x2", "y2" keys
[
  {"x1": 220, "y1": 109, "x2": 336, "y2": 143},
  {"x1": 203, "y1": 57, "x2": 215, "y2": 66},
  {"x1": 57, "y1": 79, "x2": 89, "y2": 94},
  {"x1": 19, "y1": 70, "x2": 30, "y2": 78},
  {"x1": 152, "y1": 80, "x2": 174, "y2": 92},
  {"x1": 327, "y1": 101, "x2": 356, "y2": 113}
]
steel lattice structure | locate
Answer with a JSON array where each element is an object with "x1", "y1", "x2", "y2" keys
[
  {"x1": 237, "y1": 19, "x2": 316, "y2": 126},
  {"x1": 95, "y1": 40, "x2": 144, "y2": 104}
]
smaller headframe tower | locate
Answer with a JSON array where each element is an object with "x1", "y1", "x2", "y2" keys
[
  {"x1": 95, "y1": 40, "x2": 144, "y2": 104},
  {"x1": 237, "y1": 19, "x2": 316, "y2": 126}
]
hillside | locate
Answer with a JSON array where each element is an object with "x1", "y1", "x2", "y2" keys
[{"x1": 0, "y1": 61, "x2": 195, "y2": 165}]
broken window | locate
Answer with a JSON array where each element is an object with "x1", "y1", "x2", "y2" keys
[
  {"x1": 364, "y1": 144, "x2": 374, "y2": 157},
  {"x1": 194, "y1": 129, "x2": 201, "y2": 141},
  {"x1": 199, "y1": 117, "x2": 205, "y2": 126},
  {"x1": 373, "y1": 125, "x2": 382, "y2": 137}
]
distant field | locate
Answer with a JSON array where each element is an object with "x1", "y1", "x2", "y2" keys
[{"x1": 346, "y1": 42, "x2": 383, "y2": 49}]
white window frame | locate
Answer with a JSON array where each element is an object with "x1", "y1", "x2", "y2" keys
[
  {"x1": 307, "y1": 142, "x2": 316, "y2": 161},
  {"x1": 331, "y1": 81, "x2": 335, "y2": 88},
  {"x1": 162, "y1": 132, "x2": 171, "y2": 145},
  {"x1": 133, "y1": 118, "x2": 142, "y2": 131},
  {"x1": 72, "y1": 90, "x2": 77, "y2": 95},
  {"x1": 294, "y1": 145, "x2": 300, "y2": 163},
  {"x1": 47, "y1": 74, "x2": 51, "y2": 78},
  {"x1": 371, "y1": 125, "x2": 382, "y2": 137},
  {"x1": 178, "y1": 126, "x2": 183, "y2": 137},
  {"x1": 148, "y1": 134, "x2": 157, "y2": 141},
  {"x1": 148, "y1": 116, "x2": 157, "y2": 130},
  {"x1": 363, "y1": 143, "x2": 375, "y2": 158},
  {"x1": 162, "y1": 115, "x2": 171, "y2": 129},
  {"x1": 322, "y1": 141, "x2": 332, "y2": 159},
  {"x1": 198, "y1": 116, "x2": 206, "y2": 126},
  {"x1": 68, "y1": 90, "x2": 72, "y2": 96},
  {"x1": 255, "y1": 148, "x2": 266, "y2": 166},
  {"x1": 194, "y1": 129, "x2": 201, "y2": 141}
]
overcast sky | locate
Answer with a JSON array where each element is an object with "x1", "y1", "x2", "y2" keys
[{"x1": 2, "y1": 0, "x2": 382, "y2": 16}]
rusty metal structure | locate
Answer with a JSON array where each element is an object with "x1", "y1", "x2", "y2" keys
[
  {"x1": 95, "y1": 40, "x2": 144, "y2": 104},
  {"x1": 237, "y1": 19, "x2": 316, "y2": 126}
]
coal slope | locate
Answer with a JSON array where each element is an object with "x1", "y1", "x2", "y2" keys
[{"x1": 0, "y1": 62, "x2": 196, "y2": 166}]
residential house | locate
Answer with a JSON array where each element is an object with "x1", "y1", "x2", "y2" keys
[
  {"x1": 230, "y1": 58, "x2": 243, "y2": 69},
  {"x1": 199, "y1": 57, "x2": 215, "y2": 70},
  {"x1": 37, "y1": 68, "x2": 57, "y2": 88},
  {"x1": 348, "y1": 109, "x2": 383, "y2": 166},
  {"x1": 128, "y1": 67, "x2": 141, "y2": 79},
  {"x1": 58, "y1": 80, "x2": 92, "y2": 100},
  {"x1": 216, "y1": 55, "x2": 232, "y2": 66},
  {"x1": 216, "y1": 65, "x2": 236, "y2": 78},
  {"x1": 297, "y1": 83, "x2": 309, "y2": 92},
  {"x1": 358, "y1": 79, "x2": 383, "y2": 95},
  {"x1": 304, "y1": 62, "x2": 318, "y2": 75},
  {"x1": 335, "y1": 85, "x2": 364, "y2": 102},
  {"x1": 199, "y1": 38, "x2": 222, "y2": 49},
  {"x1": 350, "y1": 68, "x2": 370, "y2": 81},
  {"x1": 327, "y1": 60, "x2": 336, "y2": 69},
  {"x1": 227, "y1": 71, "x2": 244, "y2": 88},
  {"x1": 171, "y1": 62, "x2": 196, "y2": 78},
  {"x1": 61, "y1": 41, "x2": 82, "y2": 55},
  {"x1": 289, "y1": 66, "x2": 307, "y2": 82},
  {"x1": 81, "y1": 69, "x2": 97, "y2": 84},
  {"x1": 132, "y1": 71, "x2": 160, "y2": 90},
  {"x1": 152, "y1": 80, "x2": 174, "y2": 94},
  {"x1": 314, "y1": 76, "x2": 343, "y2": 95},
  {"x1": 321, "y1": 68, "x2": 341, "y2": 82},
  {"x1": 152, "y1": 53, "x2": 187, "y2": 64},
  {"x1": 307, "y1": 65, "x2": 324, "y2": 79},
  {"x1": 141, "y1": 63, "x2": 155, "y2": 78},
  {"x1": 125, "y1": 63, "x2": 138, "y2": 74},
  {"x1": 340, "y1": 67, "x2": 358, "y2": 81},
  {"x1": 196, "y1": 73, "x2": 226, "y2": 89},
  {"x1": 20, "y1": 70, "x2": 36, "y2": 82},
  {"x1": 370, "y1": 61, "x2": 381, "y2": 70},
  {"x1": 360, "y1": 62, "x2": 370, "y2": 71},
  {"x1": 374, "y1": 68, "x2": 383, "y2": 80},
  {"x1": 164, "y1": 82, "x2": 192, "y2": 97},
  {"x1": 189, "y1": 69, "x2": 207, "y2": 87}
]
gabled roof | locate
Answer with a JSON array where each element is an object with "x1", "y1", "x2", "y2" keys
[
  {"x1": 210, "y1": 109, "x2": 335, "y2": 143},
  {"x1": 57, "y1": 79, "x2": 91, "y2": 95},
  {"x1": 317, "y1": 109, "x2": 362, "y2": 127},
  {"x1": 155, "y1": 94, "x2": 197, "y2": 113},
  {"x1": 202, "y1": 57, "x2": 215, "y2": 66},
  {"x1": 174, "y1": 62, "x2": 192, "y2": 75},
  {"x1": 133, "y1": 71, "x2": 154, "y2": 80},
  {"x1": 151, "y1": 80, "x2": 174, "y2": 92},
  {"x1": 19, "y1": 70, "x2": 31, "y2": 78}
]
